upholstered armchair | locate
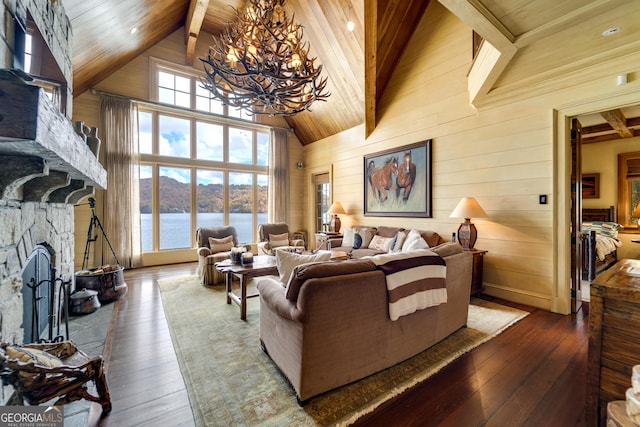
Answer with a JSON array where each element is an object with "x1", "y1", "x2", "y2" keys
[
  {"x1": 196, "y1": 226, "x2": 250, "y2": 286},
  {"x1": 257, "y1": 223, "x2": 305, "y2": 255}
]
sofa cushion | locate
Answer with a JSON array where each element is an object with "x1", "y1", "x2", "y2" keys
[
  {"x1": 351, "y1": 247, "x2": 385, "y2": 258},
  {"x1": 208, "y1": 235, "x2": 234, "y2": 253},
  {"x1": 286, "y1": 259, "x2": 377, "y2": 301},
  {"x1": 430, "y1": 242, "x2": 464, "y2": 257},
  {"x1": 419, "y1": 230, "x2": 444, "y2": 248},
  {"x1": 375, "y1": 226, "x2": 403, "y2": 238},
  {"x1": 276, "y1": 250, "x2": 332, "y2": 286}
]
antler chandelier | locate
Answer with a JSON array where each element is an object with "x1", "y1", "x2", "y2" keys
[{"x1": 199, "y1": 0, "x2": 330, "y2": 116}]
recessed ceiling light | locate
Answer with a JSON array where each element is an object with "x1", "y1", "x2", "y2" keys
[
  {"x1": 347, "y1": 21, "x2": 355, "y2": 32},
  {"x1": 602, "y1": 27, "x2": 621, "y2": 37},
  {"x1": 130, "y1": 27, "x2": 137, "y2": 34}
]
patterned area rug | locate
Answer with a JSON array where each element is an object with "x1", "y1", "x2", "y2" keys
[{"x1": 158, "y1": 275, "x2": 528, "y2": 427}]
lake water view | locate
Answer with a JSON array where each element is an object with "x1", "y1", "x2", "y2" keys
[{"x1": 141, "y1": 212, "x2": 267, "y2": 251}]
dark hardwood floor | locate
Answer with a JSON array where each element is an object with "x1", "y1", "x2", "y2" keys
[{"x1": 89, "y1": 263, "x2": 588, "y2": 426}]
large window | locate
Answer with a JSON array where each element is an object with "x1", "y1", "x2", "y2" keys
[{"x1": 139, "y1": 62, "x2": 270, "y2": 251}]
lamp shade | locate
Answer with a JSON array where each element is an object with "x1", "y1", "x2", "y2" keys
[
  {"x1": 449, "y1": 197, "x2": 488, "y2": 219},
  {"x1": 633, "y1": 202, "x2": 640, "y2": 218},
  {"x1": 449, "y1": 198, "x2": 488, "y2": 250},
  {"x1": 327, "y1": 202, "x2": 346, "y2": 215}
]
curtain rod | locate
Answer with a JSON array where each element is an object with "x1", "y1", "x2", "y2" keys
[{"x1": 89, "y1": 88, "x2": 293, "y2": 133}]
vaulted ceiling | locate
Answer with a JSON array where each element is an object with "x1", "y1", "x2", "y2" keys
[{"x1": 59, "y1": 0, "x2": 640, "y2": 146}]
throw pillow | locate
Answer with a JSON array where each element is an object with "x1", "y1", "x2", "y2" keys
[
  {"x1": 392, "y1": 230, "x2": 407, "y2": 252},
  {"x1": 352, "y1": 233, "x2": 363, "y2": 249},
  {"x1": 357, "y1": 227, "x2": 375, "y2": 248},
  {"x1": 388, "y1": 233, "x2": 398, "y2": 253},
  {"x1": 369, "y1": 235, "x2": 395, "y2": 252},
  {"x1": 401, "y1": 229, "x2": 424, "y2": 251},
  {"x1": 5, "y1": 346, "x2": 64, "y2": 368},
  {"x1": 276, "y1": 250, "x2": 332, "y2": 285},
  {"x1": 269, "y1": 232, "x2": 289, "y2": 248},
  {"x1": 208, "y1": 235, "x2": 234, "y2": 253},
  {"x1": 341, "y1": 228, "x2": 355, "y2": 247},
  {"x1": 405, "y1": 237, "x2": 429, "y2": 251}
]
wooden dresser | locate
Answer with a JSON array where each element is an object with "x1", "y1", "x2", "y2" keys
[{"x1": 588, "y1": 259, "x2": 640, "y2": 426}]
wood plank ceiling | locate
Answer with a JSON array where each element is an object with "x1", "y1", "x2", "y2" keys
[{"x1": 59, "y1": 0, "x2": 640, "y2": 146}]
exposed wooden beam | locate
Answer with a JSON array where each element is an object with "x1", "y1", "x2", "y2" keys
[
  {"x1": 439, "y1": 0, "x2": 515, "y2": 51},
  {"x1": 581, "y1": 116, "x2": 640, "y2": 143},
  {"x1": 600, "y1": 109, "x2": 634, "y2": 138},
  {"x1": 185, "y1": 0, "x2": 210, "y2": 65},
  {"x1": 581, "y1": 130, "x2": 640, "y2": 144},
  {"x1": 439, "y1": 0, "x2": 517, "y2": 104}
]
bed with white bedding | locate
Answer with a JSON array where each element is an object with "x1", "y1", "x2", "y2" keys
[{"x1": 581, "y1": 206, "x2": 622, "y2": 281}]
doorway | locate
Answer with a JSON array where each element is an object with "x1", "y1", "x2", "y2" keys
[{"x1": 566, "y1": 104, "x2": 640, "y2": 312}]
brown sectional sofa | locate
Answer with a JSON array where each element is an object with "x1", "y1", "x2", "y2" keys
[{"x1": 256, "y1": 234, "x2": 473, "y2": 403}]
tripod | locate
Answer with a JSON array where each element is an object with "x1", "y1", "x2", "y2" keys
[{"x1": 82, "y1": 197, "x2": 120, "y2": 270}]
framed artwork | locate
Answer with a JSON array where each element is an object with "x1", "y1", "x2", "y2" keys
[
  {"x1": 582, "y1": 173, "x2": 600, "y2": 199},
  {"x1": 364, "y1": 139, "x2": 432, "y2": 217}
]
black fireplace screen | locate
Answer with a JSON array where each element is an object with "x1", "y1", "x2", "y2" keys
[{"x1": 21, "y1": 244, "x2": 52, "y2": 343}]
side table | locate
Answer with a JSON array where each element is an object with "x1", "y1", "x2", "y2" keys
[
  {"x1": 314, "y1": 232, "x2": 342, "y2": 250},
  {"x1": 464, "y1": 248, "x2": 487, "y2": 297}
]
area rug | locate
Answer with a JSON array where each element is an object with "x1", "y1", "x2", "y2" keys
[{"x1": 158, "y1": 275, "x2": 528, "y2": 427}]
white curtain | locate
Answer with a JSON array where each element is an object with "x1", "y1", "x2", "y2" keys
[
  {"x1": 100, "y1": 95, "x2": 141, "y2": 268},
  {"x1": 268, "y1": 128, "x2": 289, "y2": 223}
]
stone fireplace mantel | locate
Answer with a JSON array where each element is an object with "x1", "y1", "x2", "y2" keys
[{"x1": 0, "y1": 73, "x2": 107, "y2": 204}]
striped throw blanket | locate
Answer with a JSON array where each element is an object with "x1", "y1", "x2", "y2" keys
[{"x1": 369, "y1": 249, "x2": 447, "y2": 321}]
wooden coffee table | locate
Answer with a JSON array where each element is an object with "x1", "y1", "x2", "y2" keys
[{"x1": 215, "y1": 255, "x2": 278, "y2": 320}]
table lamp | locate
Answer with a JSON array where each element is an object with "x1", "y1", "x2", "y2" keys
[
  {"x1": 327, "y1": 202, "x2": 346, "y2": 233},
  {"x1": 449, "y1": 197, "x2": 488, "y2": 249}
]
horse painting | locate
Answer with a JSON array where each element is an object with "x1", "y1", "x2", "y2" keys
[
  {"x1": 367, "y1": 157, "x2": 398, "y2": 202},
  {"x1": 396, "y1": 150, "x2": 416, "y2": 201}
]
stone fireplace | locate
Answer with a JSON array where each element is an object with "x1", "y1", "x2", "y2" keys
[{"x1": 0, "y1": 1, "x2": 107, "y2": 347}]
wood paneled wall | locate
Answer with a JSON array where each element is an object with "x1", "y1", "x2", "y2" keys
[{"x1": 302, "y1": 1, "x2": 640, "y2": 312}]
